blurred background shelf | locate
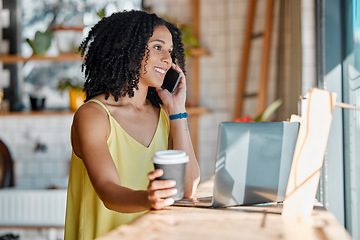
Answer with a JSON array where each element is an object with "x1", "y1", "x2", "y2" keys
[
  {"x1": 189, "y1": 48, "x2": 209, "y2": 57},
  {"x1": 0, "y1": 106, "x2": 209, "y2": 116},
  {"x1": 0, "y1": 53, "x2": 82, "y2": 63},
  {"x1": 186, "y1": 106, "x2": 210, "y2": 115},
  {"x1": 0, "y1": 49, "x2": 208, "y2": 64}
]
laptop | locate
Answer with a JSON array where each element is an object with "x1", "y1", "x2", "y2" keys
[{"x1": 174, "y1": 121, "x2": 300, "y2": 208}]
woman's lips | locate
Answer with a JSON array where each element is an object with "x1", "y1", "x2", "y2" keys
[{"x1": 154, "y1": 67, "x2": 166, "y2": 77}]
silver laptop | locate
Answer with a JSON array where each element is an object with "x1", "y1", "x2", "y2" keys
[{"x1": 174, "y1": 121, "x2": 300, "y2": 208}]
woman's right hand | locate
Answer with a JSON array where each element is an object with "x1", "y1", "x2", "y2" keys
[{"x1": 147, "y1": 169, "x2": 177, "y2": 210}]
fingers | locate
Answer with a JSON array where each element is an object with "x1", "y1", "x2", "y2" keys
[
  {"x1": 147, "y1": 169, "x2": 164, "y2": 181},
  {"x1": 147, "y1": 187, "x2": 177, "y2": 210},
  {"x1": 172, "y1": 63, "x2": 186, "y2": 85},
  {"x1": 150, "y1": 197, "x2": 175, "y2": 210},
  {"x1": 172, "y1": 62, "x2": 180, "y2": 71},
  {"x1": 148, "y1": 185, "x2": 177, "y2": 199},
  {"x1": 147, "y1": 169, "x2": 178, "y2": 210},
  {"x1": 155, "y1": 86, "x2": 172, "y2": 101},
  {"x1": 149, "y1": 178, "x2": 176, "y2": 191}
]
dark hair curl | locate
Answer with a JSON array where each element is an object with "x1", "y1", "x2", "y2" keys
[{"x1": 79, "y1": 10, "x2": 186, "y2": 108}]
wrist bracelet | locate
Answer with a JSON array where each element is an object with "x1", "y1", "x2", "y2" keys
[{"x1": 169, "y1": 112, "x2": 188, "y2": 120}]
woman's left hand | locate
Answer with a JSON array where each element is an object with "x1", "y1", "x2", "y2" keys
[{"x1": 156, "y1": 63, "x2": 186, "y2": 115}]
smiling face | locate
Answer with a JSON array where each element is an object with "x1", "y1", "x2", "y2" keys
[{"x1": 139, "y1": 25, "x2": 173, "y2": 89}]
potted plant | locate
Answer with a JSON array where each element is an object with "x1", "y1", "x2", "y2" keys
[
  {"x1": 26, "y1": 30, "x2": 53, "y2": 56},
  {"x1": 178, "y1": 24, "x2": 199, "y2": 57},
  {"x1": 57, "y1": 78, "x2": 85, "y2": 111}
]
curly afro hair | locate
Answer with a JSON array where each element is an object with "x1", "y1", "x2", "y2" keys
[{"x1": 79, "y1": 10, "x2": 186, "y2": 108}]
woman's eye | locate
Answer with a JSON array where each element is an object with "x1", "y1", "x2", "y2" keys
[{"x1": 154, "y1": 45, "x2": 161, "y2": 51}]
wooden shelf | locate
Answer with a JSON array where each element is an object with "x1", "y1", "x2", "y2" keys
[
  {"x1": 0, "y1": 110, "x2": 75, "y2": 117},
  {"x1": 189, "y1": 48, "x2": 210, "y2": 57},
  {"x1": 0, "y1": 50, "x2": 209, "y2": 62},
  {"x1": 0, "y1": 53, "x2": 82, "y2": 63},
  {"x1": 187, "y1": 106, "x2": 210, "y2": 115},
  {"x1": 0, "y1": 50, "x2": 208, "y2": 63},
  {"x1": 187, "y1": 0, "x2": 209, "y2": 156},
  {"x1": 0, "y1": 106, "x2": 209, "y2": 117}
]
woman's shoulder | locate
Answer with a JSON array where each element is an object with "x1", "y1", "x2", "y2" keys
[
  {"x1": 71, "y1": 99, "x2": 112, "y2": 142},
  {"x1": 73, "y1": 100, "x2": 110, "y2": 128}
]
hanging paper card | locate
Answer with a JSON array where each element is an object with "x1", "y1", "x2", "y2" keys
[{"x1": 282, "y1": 88, "x2": 337, "y2": 218}]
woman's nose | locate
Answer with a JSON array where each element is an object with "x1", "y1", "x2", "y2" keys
[{"x1": 162, "y1": 51, "x2": 172, "y2": 64}]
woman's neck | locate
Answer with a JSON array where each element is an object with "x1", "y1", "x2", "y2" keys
[{"x1": 96, "y1": 86, "x2": 150, "y2": 110}]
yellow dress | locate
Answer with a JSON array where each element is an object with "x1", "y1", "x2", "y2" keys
[{"x1": 64, "y1": 99, "x2": 169, "y2": 240}]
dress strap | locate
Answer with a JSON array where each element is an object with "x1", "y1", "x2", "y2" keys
[{"x1": 88, "y1": 99, "x2": 110, "y2": 116}]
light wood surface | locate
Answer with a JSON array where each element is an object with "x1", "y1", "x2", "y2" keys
[
  {"x1": 190, "y1": 0, "x2": 200, "y2": 157},
  {"x1": 234, "y1": 0, "x2": 276, "y2": 118},
  {"x1": 257, "y1": 0, "x2": 275, "y2": 115},
  {"x1": 98, "y1": 177, "x2": 351, "y2": 240},
  {"x1": 234, "y1": 0, "x2": 257, "y2": 119},
  {"x1": 187, "y1": 0, "x2": 209, "y2": 156}
]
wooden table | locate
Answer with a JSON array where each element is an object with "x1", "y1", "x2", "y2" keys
[{"x1": 98, "y1": 178, "x2": 351, "y2": 240}]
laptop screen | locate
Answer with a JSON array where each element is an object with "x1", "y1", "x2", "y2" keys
[{"x1": 212, "y1": 122, "x2": 299, "y2": 207}]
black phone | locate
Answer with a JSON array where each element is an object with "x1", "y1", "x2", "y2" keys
[{"x1": 161, "y1": 68, "x2": 181, "y2": 94}]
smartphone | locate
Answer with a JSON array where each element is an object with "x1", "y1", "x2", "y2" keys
[{"x1": 161, "y1": 68, "x2": 181, "y2": 94}]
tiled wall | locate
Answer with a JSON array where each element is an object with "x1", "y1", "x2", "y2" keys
[{"x1": 0, "y1": 114, "x2": 73, "y2": 189}]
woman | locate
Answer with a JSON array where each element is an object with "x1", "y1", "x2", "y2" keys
[{"x1": 64, "y1": 10, "x2": 200, "y2": 239}]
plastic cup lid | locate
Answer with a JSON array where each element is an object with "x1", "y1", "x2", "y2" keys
[{"x1": 152, "y1": 150, "x2": 189, "y2": 164}]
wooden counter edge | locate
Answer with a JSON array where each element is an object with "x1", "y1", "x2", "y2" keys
[{"x1": 97, "y1": 176, "x2": 351, "y2": 240}]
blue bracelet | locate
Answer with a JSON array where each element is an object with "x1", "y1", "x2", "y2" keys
[{"x1": 169, "y1": 112, "x2": 188, "y2": 120}]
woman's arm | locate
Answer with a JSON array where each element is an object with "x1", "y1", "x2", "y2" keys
[
  {"x1": 156, "y1": 63, "x2": 201, "y2": 198},
  {"x1": 71, "y1": 102, "x2": 177, "y2": 212},
  {"x1": 168, "y1": 116, "x2": 200, "y2": 198}
]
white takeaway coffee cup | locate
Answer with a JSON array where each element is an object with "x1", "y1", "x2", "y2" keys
[{"x1": 152, "y1": 150, "x2": 189, "y2": 200}]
